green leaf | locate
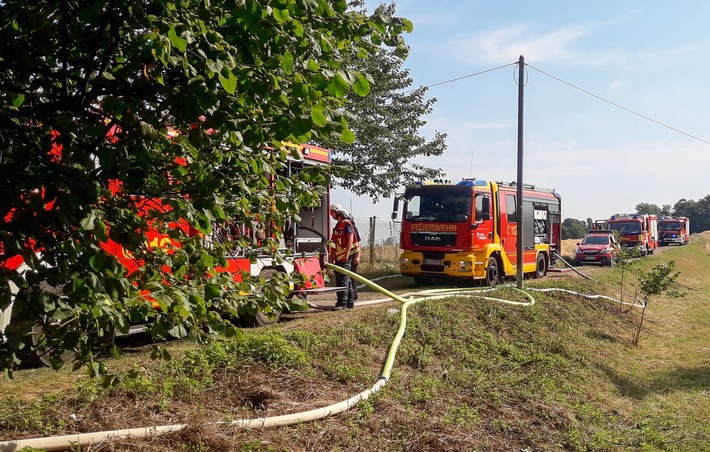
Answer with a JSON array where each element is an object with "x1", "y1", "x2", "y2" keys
[
  {"x1": 11, "y1": 94, "x2": 25, "y2": 108},
  {"x1": 168, "y1": 26, "x2": 187, "y2": 52},
  {"x1": 272, "y1": 8, "x2": 289, "y2": 22},
  {"x1": 311, "y1": 107, "x2": 327, "y2": 127},
  {"x1": 340, "y1": 128, "x2": 355, "y2": 143},
  {"x1": 333, "y1": 0, "x2": 348, "y2": 13},
  {"x1": 353, "y1": 74, "x2": 370, "y2": 97},
  {"x1": 205, "y1": 283, "x2": 221, "y2": 301},
  {"x1": 307, "y1": 59, "x2": 320, "y2": 72},
  {"x1": 282, "y1": 51, "x2": 294, "y2": 75},
  {"x1": 326, "y1": 73, "x2": 350, "y2": 97},
  {"x1": 219, "y1": 69, "x2": 237, "y2": 94}
]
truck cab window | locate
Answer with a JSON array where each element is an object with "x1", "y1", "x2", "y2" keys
[
  {"x1": 506, "y1": 194, "x2": 517, "y2": 222},
  {"x1": 475, "y1": 194, "x2": 489, "y2": 222},
  {"x1": 405, "y1": 196, "x2": 420, "y2": 219}
]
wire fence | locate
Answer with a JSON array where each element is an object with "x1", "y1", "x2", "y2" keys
[{"x1": 353, "y1": 217, "x2": 402, "y2": 275}]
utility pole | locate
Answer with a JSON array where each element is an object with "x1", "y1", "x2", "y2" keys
[{"x1": 516, "y1": 55, "x2": 525, "y2": 289}]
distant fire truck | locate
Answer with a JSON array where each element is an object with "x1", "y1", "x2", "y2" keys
[
  {"x1": 607, "y1": 213, "x2": 658, "y2": 254},
  {"x1": 658, "y1": 217, "x2": 690, "y2": 246},
  {"x1": 1, "y1": 142, "x2": 333, "y2": 364},
  {"x1": 392, "y1": 179, "x2": 561, "y2": 285}
]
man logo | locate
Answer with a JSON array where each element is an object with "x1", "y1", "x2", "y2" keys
[{"x1": 424, "y1": 235, "x2": 442, "y2": 242}]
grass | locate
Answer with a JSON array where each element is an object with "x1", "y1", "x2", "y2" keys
[{"x1": 0, "y1": 234, "x2": 708, "y2": 450}]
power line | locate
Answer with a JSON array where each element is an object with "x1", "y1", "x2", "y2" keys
[
  {"x1": 408, "y1": 60, "x2": 710, "y2": 147},
  {"x1": 525, "y1": 63, "x2": 710, "y2": 146},
  {"x1": 405, "y1": 62, "x2": 517, "y2": 93}
]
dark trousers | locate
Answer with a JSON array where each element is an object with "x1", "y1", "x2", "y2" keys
[
  {"x1": 349, "y1": 259, "x2": 359, "y2": 302},
  {"x1": 334, "y1": 257, "x2": 354, "y2": 305}
]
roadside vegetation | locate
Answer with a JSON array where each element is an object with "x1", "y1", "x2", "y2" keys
[{"x1": 0, "y1": 234, "x2": 708, "y2": 450}]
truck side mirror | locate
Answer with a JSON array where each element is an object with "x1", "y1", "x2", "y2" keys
[{"x1": 391, "y1": 197, "x2": 399, "y2": 220}]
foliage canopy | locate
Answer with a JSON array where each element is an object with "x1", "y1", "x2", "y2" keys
[{"x1": 0, "y1": 0, "x2": 411, "y2": 373}]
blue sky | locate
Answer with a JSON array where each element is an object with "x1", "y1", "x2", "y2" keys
[{"x1": 331, "y1": 0, "x2": 710, "y2": 223}]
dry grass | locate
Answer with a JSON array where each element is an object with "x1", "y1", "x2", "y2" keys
[{"x1": 357, "y1": 245, "x2": 400, "y2": 276}]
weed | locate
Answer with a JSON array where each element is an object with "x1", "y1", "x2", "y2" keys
[
  {"x1": 228, "y1": 330, "x2": 308, "y2": 369},
  {"x1": 283, "y1": 330, "x2": 321, "y2": 354},
  {"x1": 443, "y1": 403, "x2": 480, "y2": 427}
]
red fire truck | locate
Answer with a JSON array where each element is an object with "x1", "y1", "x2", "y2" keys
[
  {"x1": 1, "y1": 142, "x2": 333, "y2": 363},
  {"x1": 392, "y1": 179, "x2": 561, "y2": 285},
  {"x1": 658, "y1": 217, "x2": 690, "y2": 246},
  {"x1": 607, "y1": 213, "x2": 658, "y2": 255}
]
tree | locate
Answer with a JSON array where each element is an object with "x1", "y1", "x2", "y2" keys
[
  {"x1": 318, "y1": 2, "x2": 446, "y2": 200},
  {"x1": 0, "y1": 0, "x2": 411, "y2": 373},
  {"x1": 635, "y1": 202, "x2": 662, "y2": 215},
  {"x1": 673, "y1": 196, "x2": 710, "y2": 233},
  {"x1": 562, "y1": 218, "x2": 588, "y2": 240}
]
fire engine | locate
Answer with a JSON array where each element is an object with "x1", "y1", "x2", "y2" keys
[
  {"x1": 607, "y1": 213, "x2": 658, "y2": 254},
  {"x1": 658, "y1": 217, "x2": 690, "y2": 246},
  {"x1": 1, "y1": 142, "x2": 334, "y2": 364},
  {"x1": 392, "y1": 179, "x2": 561, "y2": 285}
]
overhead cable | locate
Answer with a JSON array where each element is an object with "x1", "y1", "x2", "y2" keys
[
  {"x1": 525, "y1": 64, "x2": 710, "y2": 146},
  {"x1": 408, "y1": 60, "x2": 710, "y2": 146},
  {"x1": 405, "y1": 61, "x2": 517, "y2": 93}
]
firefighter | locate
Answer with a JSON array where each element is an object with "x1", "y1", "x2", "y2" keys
[
  {"x1": 328, "y1": 203, "x2": 360, "y2": 309},
  {"x1": 342, "y1": 209, "x2": 361, "y2": 305}
]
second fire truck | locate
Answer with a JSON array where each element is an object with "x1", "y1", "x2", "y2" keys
[
  {"x1": 607, "y1": 213, "x2": 658, "y2": 254},
  {"x1": 393, "y1": 179, "x2": 562, "y2": 285}
]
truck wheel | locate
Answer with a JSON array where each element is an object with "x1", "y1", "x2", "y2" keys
[
  {"x1": 534, "y1": 253, "x2": 547, "y2": 278},
  {"x1": 242, "y1": 267, "x2": 285, "y2": 327},
  {"x1": 253, "y1": 308, "x2": 283, "y2": 326},
  {"x1": 485, "y1": 257, "x2": 499, "y2": 286},
  {"x1": 29, "y1": 324, "x2": 78, "y2": 367},
  {"x1": 27, "y1": 321, "x2": 116, "y2": 367}
]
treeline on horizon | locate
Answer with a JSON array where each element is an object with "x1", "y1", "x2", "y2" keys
[{"x1": 562, "y1": 194, "x2": 710, "y2": 240}]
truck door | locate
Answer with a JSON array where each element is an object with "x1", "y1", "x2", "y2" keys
[
  {"x1": 502, "y1": 193, "x2": 518, "y2": 265},
  {"x1": 472, "y1": 192, "x2": 494, "y2": 248}
]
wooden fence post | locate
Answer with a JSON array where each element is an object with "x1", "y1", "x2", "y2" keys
[{"x1": 369, "y1": 216, "x2": 376, "y2": 264}]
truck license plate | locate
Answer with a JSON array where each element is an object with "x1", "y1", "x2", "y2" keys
[{"x1": 423, "y1": 258, "x2": 441, "y2": 265}]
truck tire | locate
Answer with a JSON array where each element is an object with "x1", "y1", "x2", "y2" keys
[
  {"x1": 29, "y1": 324, "x2": 78, "y2": 367},
  {"x1": 485, "y1": 257, "x2": 500, "y2": 286},
  {"x1": 25, "y1": 320, "x2": 116, "y2": 368},
  {"x1": 242, "y1": 267, "x2": 285, "y2": 327},
  {"x1": 534, "y1": 253, "x2": 547, "y2": 278},
  {"x1": 253, "y1": 308, "x2": 283, "y2": 326}
]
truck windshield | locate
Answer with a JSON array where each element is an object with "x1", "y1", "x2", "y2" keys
[
  {"x1": 404, "y1": 186, "x2": 471, "y2": 222},
  {"x1": 659, "y1": 221, "x2": 682, "y2": 231},
  {"x1": 609, "y1": 221, "x2": 642, "y2": 235}
]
